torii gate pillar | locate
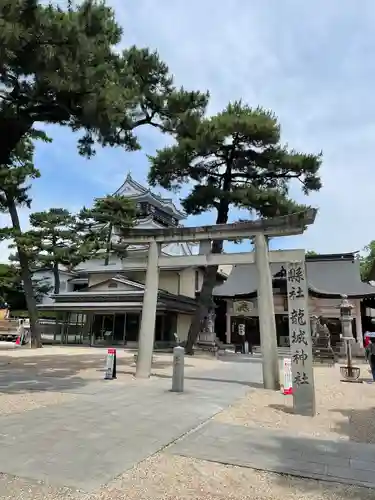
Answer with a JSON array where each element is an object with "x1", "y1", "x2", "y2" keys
[
  {"x1": 255, "y1": 234, "x2": 280, "y2": 390},
  {"x1": 136, "y1": 240, "x2": 160, "y2": 378}
]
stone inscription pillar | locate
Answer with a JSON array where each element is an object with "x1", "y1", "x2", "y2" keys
[
  {"x1": 286, "y1": 261, "x2": 316, "y2": 416},
  {"x1": 136, "y1": 240, "x2": 160, "y2": 378},
  {"x1": 255, "y1": 233, "x2": 280, "y2": 390}
]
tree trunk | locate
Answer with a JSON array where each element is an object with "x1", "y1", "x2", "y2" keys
[
  {"x1": 6, "y1": 195, "x2": 41, "y2": 348},
  {"x1": 0, "y1": 117, "x2": 32, "y2": 166},
  {"x1": 184, "y1": 205, "x2": 230, "y2": 355},
  {"x1": 53, "y1": 261, "x2": 60, "y2": 295},
  {"x1": 184, "y1": 162, "x2": 234, "y2": 355},
  {"x1": 184, "y1": 260, "x2": 222, "y2": 354}
]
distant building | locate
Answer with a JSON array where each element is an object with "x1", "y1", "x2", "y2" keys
[
  {"x1": 34, "y1": 174, "x2": 225, "y2": 345},
  {"x1": 214, "y1": 252, "x2": 375, "y2": 348}
]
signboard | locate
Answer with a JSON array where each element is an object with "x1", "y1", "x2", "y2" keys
[
  {"x1": 104, "y1": 348, "x2": 117, "y2": 380},
  {"x1": 286, "y1": 261, "x2": 315, "y2": 416},
  {"x1": 283, "y1": 358, "x2": 293, "y2": 395},
  {"x1": 233, "y1": 301, "x2": 253, "y2": 315}
]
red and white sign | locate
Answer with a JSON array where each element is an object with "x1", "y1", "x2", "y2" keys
[
  {"x1": 283, "y1": 358, "x2": 293, "y2": 395},
  {"x1": 104, "y1": 348, "x2": 117, "y2": 380}
]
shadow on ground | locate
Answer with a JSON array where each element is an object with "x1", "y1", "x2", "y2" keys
[
  {"x1": 246, "y1": 432, "x2": 375, "y2": 498},
  {"x1": 170, "y1": 420, "x2": 375, "y2": 498},
  {"x1": 0, "y1": 353, "x2": 186, "y2": 394},
  {"x1": 268, "y1": 403, "x2": 295, "y2": 414},
  {"x1": 116, "y1": 369, "x2": 264, "y2": 389},
  {"x1": 218, "y1": 355, "x2": 263, "y2": 365},
  {"x1": 268, "y1": 403, "x2": 375, "y2": 444},
  {"x1": 330, "y1": 407, "x2": 375, "y2": 444}
]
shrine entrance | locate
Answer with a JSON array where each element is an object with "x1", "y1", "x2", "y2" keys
[
  {"x1": 230, "y1": 316, "x2": 260, "y2": 346},
  {"x1": 115, "y1": 208, "x2": 317, "y2": 399}
]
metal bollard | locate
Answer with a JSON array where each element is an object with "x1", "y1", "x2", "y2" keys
[{"x1": 171, "y1": 346, "x2": 184, "y2": 392}]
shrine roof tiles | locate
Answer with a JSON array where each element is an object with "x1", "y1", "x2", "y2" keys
[{"x1": 214, "y1": 257, "x2": 375, "y2": 299}]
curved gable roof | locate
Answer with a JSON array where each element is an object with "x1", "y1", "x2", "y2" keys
[
  {"x1": 114, "y1": 173, "x2": 185, "y2": 219},
  {"x1": 307, "y1": 259, "x2": 375, "y2": 297},
  {"x1": 214, "y1": 258, "x2": 375, "y2": 299}
]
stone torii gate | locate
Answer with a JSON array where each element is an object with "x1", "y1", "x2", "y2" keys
[{"x1": 116, "y1": 210, "x2": 317, "y2": 394}]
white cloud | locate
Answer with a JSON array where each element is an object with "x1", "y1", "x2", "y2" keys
[{"x1": 108, "y1": 0, "x2": 375, "y2": 253}]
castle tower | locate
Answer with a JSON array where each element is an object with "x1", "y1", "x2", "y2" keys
[{"x1": 113, "y1": 173, "x2": 195, "y2": 257}]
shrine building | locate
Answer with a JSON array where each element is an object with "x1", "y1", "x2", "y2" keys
[
  {"x1": 213, "y1": 252, "x2": 375, "y2": 348},
  {"x1": 34, "y1": 174, "x2": 227, "y2": 346}
]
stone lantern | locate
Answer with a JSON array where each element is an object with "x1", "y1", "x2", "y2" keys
[
  {"x1": 339, "y1": 295, "x2": 354, "y2": 339},
  {"x1": 337, "y1": 295, "x2": 360, "y2": 381}
]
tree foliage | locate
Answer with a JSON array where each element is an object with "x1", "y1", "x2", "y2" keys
[
  {"x1": 149, "y1": 101, "x2": 323, "y2": 353},
  {"x1": 0, "y1": 262, "x2": 52, "y2": 310},
  {"x1": 9, "y1": 195, "x2": 138, "y2": 298},
  {"x1": 18, "y1": 208, "x2": 79, "y2": 294},
  {"x1": 7, "y1": 193, "x2": 137, "y2": 311},
  {"x1": 77, "y1": 194, "x2": 137, "y2": 265},
  {"x1": 0, "y1": 0, "x2": 208, "y2": 166},
  {"x1": 0, "y1": 262, "x2": 22, "y2": 307},
  {"x1": 0, "y1": 0, "x2": 208, "y2": 347},
  {"x1": 360, "y1": 241, "x2": 375, "y2": 282}
]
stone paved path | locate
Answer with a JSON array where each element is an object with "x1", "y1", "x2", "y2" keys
[
  {"x1": 169, "y1": 420, "x2": 375, "y2": 489},
  {"x1": 0, "y1": 360, "x2": 257, "y2": 493}
]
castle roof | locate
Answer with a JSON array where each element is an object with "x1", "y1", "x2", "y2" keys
[{"x1": 114, "y1": 173, "x2": 185, "y2": 220}]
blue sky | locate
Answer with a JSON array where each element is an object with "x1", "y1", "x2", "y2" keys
[{"x1": 1, "y1": 0, "x2": 375, "y2": 259}]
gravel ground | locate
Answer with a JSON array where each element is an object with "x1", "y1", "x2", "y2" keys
[
  {"x1": 83, "y1": 453, "x2": 373, "y2": 500},
  {"x1": 216, "y1": 362, "x2": 375, "y2": 443},
  {"x1": 1, "y1": 351, "x2": 374, "y2": 498},
  {"x1": 2, "y1": 454, "x2": 373, "y2": 500},
  {"x1": 0, "y1": 473, "x2": 82, "y2": 500}
]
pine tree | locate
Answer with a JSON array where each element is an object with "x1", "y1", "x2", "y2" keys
[
  {"x1": 0, "y1": 0, "x2": 208, "y2": 347},
  {"x1": 149, "y1": 101, "x2": 322, "y2": 354},
  {"x1": 25, "y1": 208, "x2": 80, "y2": 294},
  {"x1": 77, "y1": 195, "x2": 137, "y2": 265},
  {"x1": 0, "y1": 263, "x2": 21, "y2": 307},
  {"x1": 19, "y1": 197, "x2": 137, "y2": 297},
  {"x1": 0, "y1": 0, "x2": 208, "y2": 166},
  {"x1": 0, "y1": 131, "x2": 50, "y2": 347},
  {"x1": 0, "y1": 262, "x2": 52, "y2": 310}
]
